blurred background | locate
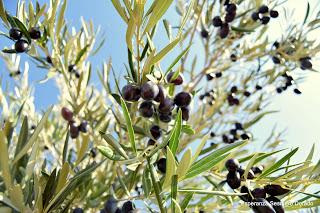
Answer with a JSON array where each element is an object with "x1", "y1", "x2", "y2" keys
[{"x1": 0, "y1": 0, "x2": 319, "y2": 163}]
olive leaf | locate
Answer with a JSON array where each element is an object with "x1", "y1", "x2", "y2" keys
[
  {"x1": 13, "y1": 106, "x2": 53, "y2": 165},
  {"x1": 186, "y1": 141, "x2": 247, "y2": 179},
  {"x1": 168, "y1": 109, "x2": 182, "y2": 155},
  {"x1": 163, "y1": 148, "x2": 177, "y2": 188},
  {"x1": 258, "y1": 148, "x2": 299, "y2": 179},
  {"x1": 120, "y1": 96, "x2": 137, "y2": 154},
  {"x1": 143, "y1": 0, "x2": 173, "y2": 34},
  {"x1": 0, "y1": 0, "x2": 8, "y2": 25}
]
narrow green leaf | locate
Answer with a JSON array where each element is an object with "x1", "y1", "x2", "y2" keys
[
  {"x1": 186, "y1": 154, "x2": 229, "y2": 179},
  {"x1": 97, "y1": 145, "x2": 123, "y2": 161},
  {"x1": 142, "y1": 168, "x2": 152, "y2": 198},
  {"x1": 177, "y1": 149, "x2": 192, "y2": 179},
  {"x1": 178, "y1": 0, "x2": 195, "y2": 36},
  {"x1": 243, "y1": 111, "x2": 278, "y2": 129},
  {"x1": 143, "y1": 0, "x2": 173, "y2": 34},
  {"x1": 126, "y1": 17, "x2": 135, "y2": 52},
  {"x1": 172, "y1": 198, "x2": 182, "y2": 213},
  {"x1": 0, "y1": 130, "x2": 12, "y2": 190},
  {"x1": 303, "y1": 2, "x2": 310, "y2": 24},
  {"x1": 56, "y1": 0, "x2": 67, "y2": 36},
  {"x1": 2, "y1": 49, "x2": 17, "y2": 54},
  {"x1": 74, "y1": 44, "x2": 90, "y2": 65},
  {"x1": 150, "y1": 36, "x2": 180, "y2": 65},
  {"x1": 14, "y1": 116, "x2": 29, "y2": 158},
  {"x1": 62, "y1": 131, "x2": 69, "y2": 164},
  {"x1": 180, "y1": 192, "x2": 194, "y2": 211},
  {"x1": 127, "y1": 48, "x2": 137, "y2": 82},
  {"x1": 140, "y1": 41, "x2": 149, "y2": 61},
  {"x1": 192, "y1": 135, "x2": 209, "y2": 162},
  {"x1": 147, "y1": 158, "x2": 165, "y2": 213},
  {"x1": 111, "y1": 0, "x2": 128, "y2": 23},
  {"x1": 12, "y1": 16, "x2": 31, "y2": 43},
  {"x1": 46, "y1": 161, "x2": 104, "y2": 212},
  {"x1": 163, "y1": 19, "x2": 172, "y2": 40},
  {"x1": 163, "y1": 148, "x2": 177, "y2": 188},
  {"x1": 258, "y1": 148, "x2": 299, "y2": 179},
  {"x1": 13, "y1": 106, "x2": 52, "y2": 165},
  {"x1": 43, "y1": 169, "x2": 58, "y2": 208},
  {"x1": 168, "y1": 109, "x2": 182, "y2": 155},
  {"x1": 186, "y1": 141, "x2": 247, "y2": 178},
  {"x1": 181, "y1": 124, "x2": 195, "y2": 135},
  {"x1": 165, "y1": 44, "x2": 191, "y2": 74},
  {"x1": 244, "y1": 153, "x2": 259, "y2": 180},
  {"x1": 0, "y1": 0, "x2": 8, "y2": 25},
  {"x1": 171, "y1": 175, "x2": 178, "y2": 213},
  {"x1": 231, "y1": 26, "x2": 255, "y2": 32},
  {"x1": 99, "y1": 131, "x2": 129, "y2": 159},
  {"x1": 120, "y1": 97, "x2": 137, "y2": 154},
  {"x1": 305, "y1": 143, "x2": 315, "y2": 162},
  {"x1": 238, "y1": 149, "x2": 286, "y2": 164}
]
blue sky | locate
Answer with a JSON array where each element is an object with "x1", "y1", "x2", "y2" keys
[{"x1": 1, "y1": 0, "x2": 319, "y2": 163}]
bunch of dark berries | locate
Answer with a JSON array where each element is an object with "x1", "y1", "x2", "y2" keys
[
  {"x1": 122, "y1": 72, "x2": 192, "y2": 123},
  {"x1": 276, "y1": 72, "x2": 301, "y2": 95},
  {"x1": 9, "y1": 27, "x2": 41, "y2": 53},
  {"x1": 206, "y1": 72, "x2": 223, "y2": 81},
  {"x1": 212, "y1": 2, "x2": 237, "y2": 39},
  {"x1": 225, "y1": 159, "x2": 288, "y2": 212},
  {"x1": 251, "y1": 5, "x2": 279, "y2": 25},
  {"x1": 68, "y1": 64, "x2": 81, "y2": 78},
  {"x1": 61, "y1": 107, "x2": 88, "y2": 139},
  {"x1": 199, "y1": 89, "x2": 217, "y2": 106},
  {"x1": 221, "y1": 122, "x2": 252, "y2": 144},
  {"x1": 225, "y1": 159, "x2": 265, "y2": 189},
  {"x1": 227, "y1": 86, "x2": 240, "y2": 106}
]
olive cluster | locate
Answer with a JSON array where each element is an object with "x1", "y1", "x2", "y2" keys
[
  {"x1": 221, "y1": 122, "x2": 252, "y2": 144},
  {"x1": 8, "y1": 27, "x2": 41, "y2": 53},
  {"x1": 61, "y1": 107, "x2": 88, "y2": 139},
  {"x1": 199, "y1": 89, "x2": 217, "y2": 106},
  {"x1": 225, "y1": 159, "x2": 287, "y2": 213},
  {"x1": 227, "y1": 86, "x2": 240, "y2": 106},
  {"x1": 212, "y1": 2, "x2": 237, "y2": 39},
  {"x1": 122, "y1": 72, "x2": 192, "y2": 123},
  {"x1": 272, "y1": 40, "x2": 313, "y2": 71},
  {"x1": 206, "y1": 72, "x2": 223, "y2": 81},
  {"x1": 275, "y1": 72, "x2": 301, "y2": 95},
  {"x1": 251, "y1": 5, "x2": 279, "y2": 25}
]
